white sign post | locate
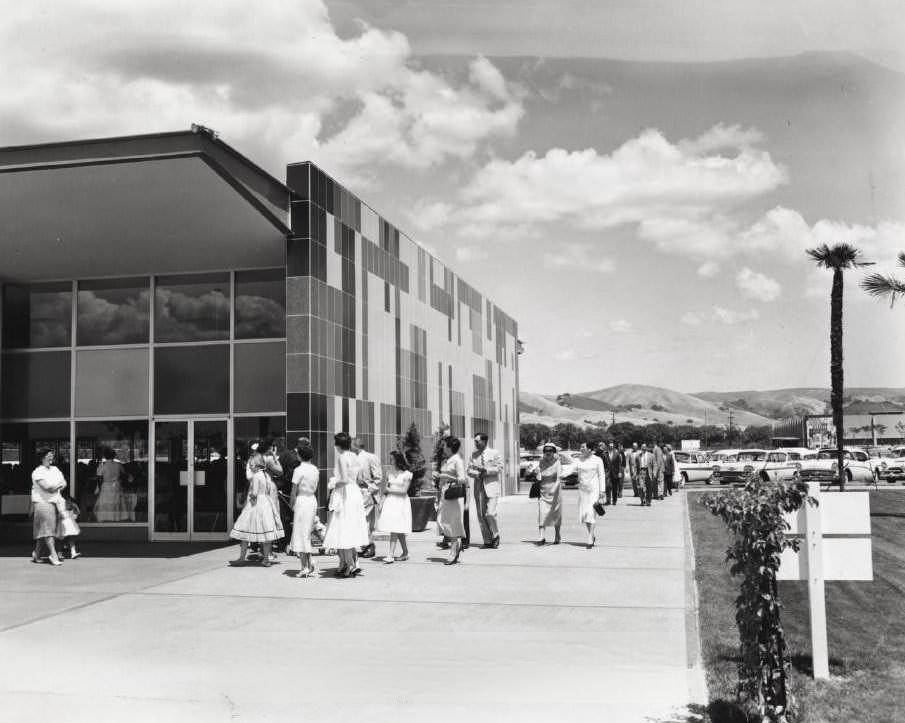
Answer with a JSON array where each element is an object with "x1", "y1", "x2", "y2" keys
[{"x1": 777, "y1": 482, "x2": 873, "y2": 679}]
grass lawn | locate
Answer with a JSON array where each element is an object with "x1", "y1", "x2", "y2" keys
[{"x1": 689, "y1": 489, "x2": 905, "y2": 723}]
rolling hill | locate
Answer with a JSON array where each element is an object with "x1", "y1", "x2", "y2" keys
[{"x1": 519, "y1": 385, "x2": 905, "y2": 429}]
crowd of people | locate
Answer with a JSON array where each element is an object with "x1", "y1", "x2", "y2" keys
[{"x1": 27, "y1": 432, "x2": 681, "y2": 572}]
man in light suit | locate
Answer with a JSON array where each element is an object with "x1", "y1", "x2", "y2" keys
[
  {"x1": 606, "y1": 442, "x2": 623, "y2": 505},
  {"x1": 352, "y1": 436, "x2": 383, "y2": 558},
  {"x1": 641, "y1": 443, "x2": 658, "y2": 506},
  {"x1": 468, "y1": 433, "x2": 503, "y2": 548}
]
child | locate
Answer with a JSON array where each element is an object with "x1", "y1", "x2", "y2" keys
[
  {"x1": 58, "y1": 498, "x2": 82, "y2": 559},
  {"x1": 377, "y1": 451, "x2": 413, "y2": 563}
]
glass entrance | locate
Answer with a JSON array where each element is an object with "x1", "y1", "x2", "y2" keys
[{"x1": 152, "y1": 419, "x2": 230, "y2": 540}]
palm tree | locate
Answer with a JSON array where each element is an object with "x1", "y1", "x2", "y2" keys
[
  {"x1": 861, "y1": 252, "x2": 905, "y2": 307},
  {"x1": 806, "y1": 243, "x2": 873, "y2": 491}
]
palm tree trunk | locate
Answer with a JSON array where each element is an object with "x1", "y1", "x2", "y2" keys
[{"x1": 831, "y1": 268, "x2": 845, "y2": 491}]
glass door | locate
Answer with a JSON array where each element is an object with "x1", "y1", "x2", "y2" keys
[{"x1": 152, "y1": 419, "x2": 231, "y2": 540}]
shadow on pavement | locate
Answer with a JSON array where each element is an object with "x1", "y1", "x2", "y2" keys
[{"x1": 0, "y1": 541, "x2": 233, "y2": 559}]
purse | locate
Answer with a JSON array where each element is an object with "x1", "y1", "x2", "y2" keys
[
  {"x1": 593, "y1": 501, "x2": 606, "y2": 516},
  {"x1": 528, "y1": 481, "x2": 541, "y2": 499},
  {"x1": 443, "y1": 482, "x2": 467, "y2": 500}
]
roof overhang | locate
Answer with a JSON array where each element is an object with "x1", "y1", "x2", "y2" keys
[{"x1": 0, "y1": 130, "x2": 291, "y2": 282}]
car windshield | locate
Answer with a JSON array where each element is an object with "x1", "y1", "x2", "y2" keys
[
  {"x1": 738, "y1": 451, "x2": 766, "y2": 461},
  {"x1": 817, "y1": 451, "x2": 851, "y2": 460},
  {"x1": 767, "y1": 453, "x2": 786, "y2": 462}
]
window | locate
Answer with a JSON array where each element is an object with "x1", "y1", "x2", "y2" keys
[
  {"x1": 235, "y1": 269, "x2": 285, "y2": 339},
  {"x1": 77, "y1": 278, "x2": 150, "y2": 345},
  {"x1": 234, "y1": 342, "x2": 286, "y2": 413},
  {"x1": 0, "y1": 422, "x2": 71, "y2": 498},
  {"x1": 1, "y1": 351, "x2": 71, "y2": 418},
  {"x1": 2, "y1": 282, "x2": 72, "y2": 348},
  {"x1": 75, "y1": 421, "x2": 149, "y2": 523},
  {"x1": 155, "y1": 273, "x2": 230, "y2": 342},
  {"x1": 154, "y1": 345, "x2": 229, "y2": 414},
  {"x1": 74, "y1": 348, "x2": 150, "y2": 417}
]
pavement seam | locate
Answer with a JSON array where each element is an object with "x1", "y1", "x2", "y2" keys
[{"x1": 682, "y1": 490, "x2": 710, "y2": 706}]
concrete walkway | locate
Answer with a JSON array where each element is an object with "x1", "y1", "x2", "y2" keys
[{"x1": 0, "y1": 490, "x2": 705, "y2": 723}]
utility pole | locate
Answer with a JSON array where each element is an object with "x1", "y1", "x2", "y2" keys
[{"x1": 728, "y1": 409, "x2": 734, "y2": 446}]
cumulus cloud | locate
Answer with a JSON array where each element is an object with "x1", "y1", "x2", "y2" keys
[
  {"x1": 608, "y1": 319, "x2": 633, "y2": 333},
  {"x1": 455, "y1": 245, "x2": 489, "y2": 262},
  {"x1": 680, "y1": 312, "x2": 705, "y2": 326},
  {"x1": 697, "y1": 262, "x2": 721, "y2": 278},
  {"x1": 735, "y1": 268, "x2": 782, "y2": 302},
  {"x1": 542, "y1": 243, "x2": 615, "y2": 273},
  {"x1": 0, "y1": 1, "x2": 523, "y2": 183}
]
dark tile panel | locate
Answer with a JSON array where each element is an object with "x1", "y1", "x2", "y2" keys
[
  {"x1": 290, "y1": 200, "x2": 310, "y2": 235},
  {"x1": 287, "y1": 236, "x2": 310, "y2": 277}
]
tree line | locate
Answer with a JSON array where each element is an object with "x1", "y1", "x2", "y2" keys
[{"x1": 519, "y1": 421, "x2": 774, "y2": 451}]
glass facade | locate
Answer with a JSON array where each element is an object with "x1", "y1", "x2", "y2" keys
[{"x1": 0, "y1": 270, "x2": 288, "y2": 536}]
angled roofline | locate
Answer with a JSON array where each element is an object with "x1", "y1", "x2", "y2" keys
[{"x1": 0, "y1": 127, "x2": 290, "y2": 233}]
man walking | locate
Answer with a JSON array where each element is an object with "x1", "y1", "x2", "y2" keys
[
  {"x1": 352, "y1": 436, "x2": 383, "y2": 558},
  {"x1": 663, "y1": 444, "x2": 676, "y2": 496},
  {"x1": 606, "y1": 442, "x2": 623, "y2": 505},
  {"x1": 638, "y1": 443, "x2": 652, "y2": 506},
  {"x1": 628, "y1": 442, "x2": 641, "y2": 498},
  {"x1": 468, "y1": 433, "x2": 503, "y2": 548},
  {"x1": 652, "y1": 441, "x2": 665, "y2": 501}
]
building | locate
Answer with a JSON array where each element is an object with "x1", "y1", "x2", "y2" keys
[
  {"x1": 773, "y1": 410, "x2": 905, "y2": 449},
  {"x1": 0, "y1": 128, "x2": 520, "y2": 541}
]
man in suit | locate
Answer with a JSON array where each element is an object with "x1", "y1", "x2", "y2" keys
[
  {"x1": 468, "y1": 433, "x2": 504, "y2": 548},
  {"x1": 663, "y1": 444, "x2": 676, "y2": 497},
  {"x1": 606, "y1": 442, "x2": 623, "y2": 505},
  {"x1": 652, "y1": 441, "x2": 666, "y2": 501},
  {"x1": 628, "y1": 442, "x2": 640, "y2": 497},
  {"x1": 352, "y1": 436, "x2": 383, "y2": 558}
]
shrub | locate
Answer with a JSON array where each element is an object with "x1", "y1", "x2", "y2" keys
[
  {"x1": 397, "y1": 422, "x2": 427, "y2": 496},
  {"x1": 701, "y1": 476, "x2": 814, "y2": 722}
]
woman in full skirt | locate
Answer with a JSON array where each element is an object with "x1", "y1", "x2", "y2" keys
[
  {"x1": 230, "y1": 448, "x2": 283, "y2": 566},
  {"x1": 323, "y1": 432, "x2": 369, "y2": 577},
  {"x1": 377, "y1": 450, "x2": 413, "y2": 563}
]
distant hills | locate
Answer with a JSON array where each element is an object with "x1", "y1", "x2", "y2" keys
[{"x1": 520, "y1": 385, "x2": 905, "y2": 429}]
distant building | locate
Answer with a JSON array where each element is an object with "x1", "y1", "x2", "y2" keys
[{"x1": 773, "y1": 410, "x2": 905, "y2": 448}]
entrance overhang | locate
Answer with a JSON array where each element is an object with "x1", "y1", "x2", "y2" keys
[{"x1": 0, "y1": 129, "x2": 291, "y2": 282}]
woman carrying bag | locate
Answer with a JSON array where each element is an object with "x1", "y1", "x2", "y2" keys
[{"x1": 434, "y1": 436, "x2": 467, "y2": 565}]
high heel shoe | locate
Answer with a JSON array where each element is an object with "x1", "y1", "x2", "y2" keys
[
  {"x1": 349, "y1": 566, "x2": 363, "y2": 577},
  {"x1": 49, "y1": 556, "x2": 62, "y2": 566},
  {"x1": 444, "y1": 549, "x2": 461, "y2": 566},
  {"x1": 31, "y1": 551, "x2": 40, "y2": 564}
]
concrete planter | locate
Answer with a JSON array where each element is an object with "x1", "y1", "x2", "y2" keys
[{"x1": 410, "y1": 495, "x2": 437, "y2": 532}]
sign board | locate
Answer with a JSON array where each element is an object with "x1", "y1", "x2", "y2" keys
[
  {"x1": 681, "y1": 439, "x2": 701, "y2": 451},
  {"x1": 777, "y1": 484, "x2": 873, "y2": 679}
]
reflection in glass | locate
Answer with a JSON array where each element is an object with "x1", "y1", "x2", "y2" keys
[
  {"x1": 77, "y1": 278, "x2": 150, "y2": 345},
  {"x1": 2, "y1": 283, "x2": 72, "y2": 348},
  {"x1": 193, "y1": 420, "x2": 228, "y2": 533},
  {"x1": 235, "y1": 269, "x2": 285, "y2": 339},
  {"x1": 155, "y1": 273, "x2": 230, "y2": 342},
  {"x1": 154, "y1": 421, "x2": 188, "y2": 533},
  {"x1": 154, "y1": 345, "x2": 229, "y2": 414},
  {"x1": 0, "y1": 422, "x2": 71, "y2": 498},
  {"x1": 75, "y1": 421, "x2": 149, "y2": 523},
  {"x1": 1, "y1": 351, "x2": 71, "y2": 419}
]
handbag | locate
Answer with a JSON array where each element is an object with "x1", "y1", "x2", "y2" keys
[
  {"x1": 593, "y1": 501, "x2": 606, "y2": 516},
  {"x1": 443, "y1": 482, "x2": 467, "y2": 500},
  {"x1": 528, "y1": 481, "x2": 541, "y2": 499}
]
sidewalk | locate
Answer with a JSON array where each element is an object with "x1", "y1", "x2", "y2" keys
[{"x1": 0, "y1": 490, "x2": 705, "y2": 723}]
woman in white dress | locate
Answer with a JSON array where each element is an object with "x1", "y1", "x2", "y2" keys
[
  {"x1": 288, "y1": 445, "x2": 320, "y2": 577},
  {"x1": 575, "y1": 442, "x2": 606, "y2": 549},
  {"x1": 30, "y1": 448, "x2": 68, "y2": 566},
  {"x1": 435, "y1": 436, "x2": 467, "y2": 565},
  {"x1": 323, "y1": 432, "x2": 369, "y2": 577},
  {"x1": 230, "y1": 448, "x2": 283, "y2": 566},
  {"x1": 377, "y1": 450, "x2": 413, "y2": 563},
  {"x1": 535, "y1": 444, "x2": 562, "y2": 545}
]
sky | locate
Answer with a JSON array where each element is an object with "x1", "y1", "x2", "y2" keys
[{"x1": 2, "y1": 0, "x2": 904, "y2": 395}]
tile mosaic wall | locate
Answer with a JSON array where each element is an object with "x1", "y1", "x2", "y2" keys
[{"x1": 285, "y1": 162, "x2": 519, "y2": 501}]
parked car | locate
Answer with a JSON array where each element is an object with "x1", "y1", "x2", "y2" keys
[
  {"x1": 798, "y1": 447, "x2": 878, "y2": 486},
  {"x1": 874, "y1": 446, "x2": 905, "y2": 483},
  {"x1": 759, "y1": 448, "x2": 816, "y2": 482},
  {"x1": 712, "y1": 449, "x2": 768, "y2": 485},
  {"x1": 673, "y1": 450, "x2": 714, "y2": 484}
]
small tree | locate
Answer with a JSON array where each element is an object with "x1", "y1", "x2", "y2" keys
[
  {"x1": 397, "y1": 422, "x2": 427, "y2": 497},
  {"x1": 861, "y1": 252, "x2": 905, "y2": 307},
  {"x1": 702, "y1": 476, "x2": 814, "y2": 722}
]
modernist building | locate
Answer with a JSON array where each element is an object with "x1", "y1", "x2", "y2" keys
[
  {"x1": 773, "y1": 409, "x2": 905, "y2": 448},
  {"x1": 0, "y1": 128, "x2": 520, "y2": 541}
]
